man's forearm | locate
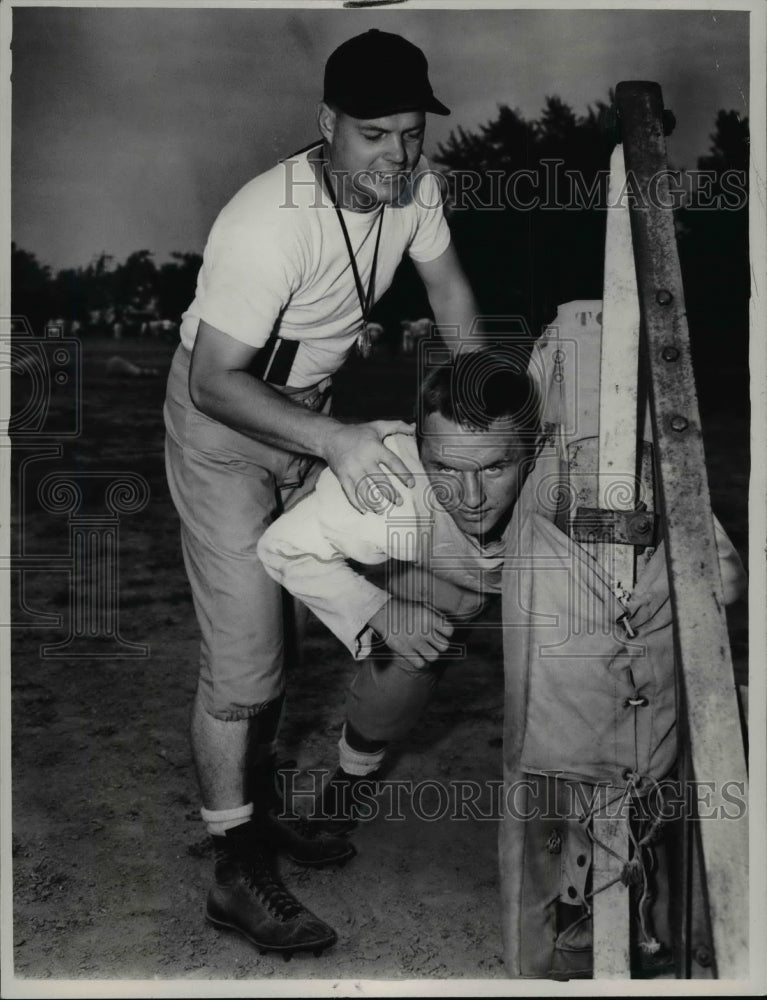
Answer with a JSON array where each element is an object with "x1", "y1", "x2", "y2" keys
[
  {"x1": 415, "y1": 244, "x2": 480, "y2": 350},
  {"x1": 428, "y1": 282, "x2": 481, "y2": 355},
  {"x1": 188, "y1": 320, "x2": 415, "y2": 514},
  {"x1": 190, "y1": 366, "x2": 340, "y2": 458}
]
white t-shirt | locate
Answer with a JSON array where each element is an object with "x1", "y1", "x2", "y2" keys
[{"x1": 180, "y1": 147, "x2": 451, "y2": 387}]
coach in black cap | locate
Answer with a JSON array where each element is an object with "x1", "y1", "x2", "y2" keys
[
  {"x1": 164, "y1": 27, "x2": 480, "y2": 960},
  {"x1": 318, "y1": 28, "x2": 452, "y2": 212}
]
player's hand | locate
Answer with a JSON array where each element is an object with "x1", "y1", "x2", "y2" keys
[
  {"x1": 368, "y1": 599, "x2": 455, "y2": 669},
  {"x1": 321, "y1": 421, "x2": 416, "y2": 514}
]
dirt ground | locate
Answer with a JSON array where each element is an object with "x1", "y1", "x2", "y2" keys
[{"x1": 9, "y1": 337, "x2": 749, "y2": 987}]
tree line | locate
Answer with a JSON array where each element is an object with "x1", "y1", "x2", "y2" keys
[
  {"x1": 12, "y1": 98, "x2": 748, "y2": 397},
  {"x1": 11, "y1": 247, "x2": 202, "y2": 339},
  {"x1": 371, "y1": 99, "x2": 748, "y2": 407}
]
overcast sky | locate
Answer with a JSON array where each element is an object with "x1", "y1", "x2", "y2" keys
[{"x1": 10, "y1": 4, "x2": 750, "y2": 273}]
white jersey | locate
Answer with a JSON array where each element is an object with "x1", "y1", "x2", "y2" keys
[{"x1": 180, "y1": 148, "x2": 451, "y2": 388}]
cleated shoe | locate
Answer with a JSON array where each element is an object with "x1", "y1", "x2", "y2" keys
[
  {"x1": 249, "y1": 754, "x2": 356, "y2": 868},
  {"x1": 309, "y1": 767, "x2": 381, "y2": 835},
  {"x1": 255, "y1": 809, "x2": 356, "y2": 868},
  {"x1": 205, "y1": 821, "x2": 337, "y2": 956}
]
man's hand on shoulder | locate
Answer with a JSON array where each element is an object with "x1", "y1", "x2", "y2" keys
[
  {"x1": 368, "y1": 598, "x2": 454, "y2": 668},
  {"x1": 320, "y1": 422, "x2": 416, "y2": 515},
  {"x1": 188, "y1": 323, "x2": 417, "y2": 503}
]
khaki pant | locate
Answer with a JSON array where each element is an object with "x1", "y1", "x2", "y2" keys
[
  {"x1": 163, "y1": 344, "x2": 328, "y2": 720},
  {"x1": 347, "y1": 567, "x2": 493, "y2": 742}
]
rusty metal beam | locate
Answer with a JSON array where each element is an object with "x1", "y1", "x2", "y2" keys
[
  {"x1": 615, "y1": 80, "x2": 749, "y2": 980},
  {"x1": 572, "y1": 506, "x2": 658, "y2": 546}
]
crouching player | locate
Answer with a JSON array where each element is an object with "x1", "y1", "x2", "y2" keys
[{"x1": 257, "y1": 349, "x2": 746, "y2": 831}]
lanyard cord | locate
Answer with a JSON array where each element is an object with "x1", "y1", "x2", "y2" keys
[{"x1": 322, "y1": 165, "x2": 385, "y2": 330}]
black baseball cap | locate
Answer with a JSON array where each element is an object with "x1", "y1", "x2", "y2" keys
[{"x1": 323, "y1": 29, "x2": 450, "y2": 119}]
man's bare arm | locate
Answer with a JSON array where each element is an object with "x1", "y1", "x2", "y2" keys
[
  {"x1": 189, "y1": 320, "x2": 415, "y2": 513},
  {"x1": 414, "y1": 243, "x2": 481, "y2": 350}
]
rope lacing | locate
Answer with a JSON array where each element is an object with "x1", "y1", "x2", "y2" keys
[{"x1": 579, "y1": 770, "x2": 667, "y2": 955}]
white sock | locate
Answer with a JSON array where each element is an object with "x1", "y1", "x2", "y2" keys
[
  {"x1": 338, "y1": 726, "x2": 385, "y2": 777},
  {"x1": 200, "y1": 802, "x2": 254, "y2": 837}
]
